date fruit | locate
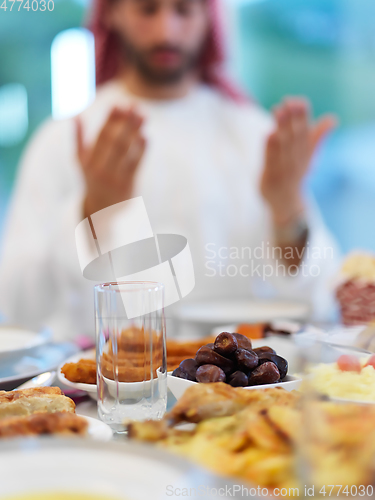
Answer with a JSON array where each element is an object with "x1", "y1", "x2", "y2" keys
[
  {"x1": 253, "y1": 346, "x2": 276, "y2": 356},
  {"x1": 195, "y1": 345, "x2": 234, "y2": 374},
  {"x1": 257, "y1": 353, "x2": 288, "y2": 379},
  {"x1": 179, "y1": 358, "x2": 198, "y2": 381},
  {"x1": 214, "y1": 332, "x2": 238, "y2": 357},
  {"x1": 196, "y1": 364, "x2": 226, "y2": 383},
  {"x1": 232, "y1": 333, "x2": 253, "y2": 351},
  {"x1": 235, "y1": 348, "x2": 258, "y2": 371},
  {"x1": 228, "y1": 371, "x2": 249, "y2": 387},
  {"x1": 248, "y1": 362, "x2": 280, "y2": 385},
  {"x1": 172, "y1": 367, "x2": 191, "y2": 380}
]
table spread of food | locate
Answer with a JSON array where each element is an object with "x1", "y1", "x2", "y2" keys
[{"x1": 2, "y1": 318, "x2": 375, "y2": 500}]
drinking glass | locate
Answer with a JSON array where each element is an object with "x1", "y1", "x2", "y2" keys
[
  {"x1": 296, "y1": 339, "x2": 375, "y2": 498},
  {"x1": 95, "y1": 281, "x2": 167, "y2": 433}
]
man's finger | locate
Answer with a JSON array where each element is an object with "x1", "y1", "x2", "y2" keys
[
  {"x1": 75, "y1": 116, "x2": 86, "y2": 167},
  {"x1": 91, "y1": 108, "x2": 143, "y2": 173},
  {"x1": 106, "y1": 115, "x2": 144, "y2": 174},
  {"x1": 310, "y1": 114, "x2": 338, "y2": 153},
  {"x1": 264, "y1": 132, "x2": 280, "y2": 174},
  {"x1": 118, "y1": 134, "x2": 147, "y2": 183}
]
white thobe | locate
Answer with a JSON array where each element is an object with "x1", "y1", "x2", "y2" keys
[{"x1": 0, "y1": 81, "x2": 340, "y2": 340}]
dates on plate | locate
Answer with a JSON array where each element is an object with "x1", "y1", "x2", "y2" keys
[
  {"x1": 196, "y1": 364, "x2": 226, "y2": 383},
  {"x1": 234, "y1": 348, "x2": 258, "y2": 371},
  {"x1": 172, "y1": 331, "x2": 290, "y2": 389},
  {"x1": 195, "y1": 345, "x2": 234, "y2": 374},
  {"x1": 172, "y1": 367, "x2": 192, "y2": 380},
  {"x1": 253, "y1": 346, "x2": 276, "y2": 356},
  {"x1": 214, "y1": 332, "x2": 238, "y2": 356},
  {"x1": 179, "y1": 358, "x2": 198, "y2": 381},
  {"x1": 232, "y1": 333, "x2": 253, "y2": 351},
  {"x1": 248, "y1": 362, "x2": 280, "y2": 386},
  {"x1": 257, "y1": 353, "x2": 288, "y2": 380},
  {"x1": 228, "y1": 371, "x2": 248, "y2": 387}
]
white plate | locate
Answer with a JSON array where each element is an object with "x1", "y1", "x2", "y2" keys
[
  {"x1": 0, "y1": 439, "x2": 243, "y2": 499},
  {"x1": 84, "y1": 415, "x2": 113, "y2": 441},
  {"x1": 58, "y1": 351, "x2": 167, "y2": 401},
  {"x1": 0, "y1": 325, "x2": 49, "y2": 362},
  {"x1": 167, "y1": 373, "x2": 302, "y2": 400},
  {"x1": 177, "y1": 299, "x2": 310, "y2": 324},
  {"x1": 57, "y1": 349, "x2": 97, "y2": 400},
  {"x1": 0, "y1": 342, "x2": 78, "y2": 391}
]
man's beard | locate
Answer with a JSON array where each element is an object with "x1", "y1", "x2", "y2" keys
[{"x1": 117, "y1": 35, "x2": 204, "y2": 85}]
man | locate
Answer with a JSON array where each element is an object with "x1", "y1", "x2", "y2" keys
[{"x1": 0, "y1": 0, "x2": 339, "y2": 340}]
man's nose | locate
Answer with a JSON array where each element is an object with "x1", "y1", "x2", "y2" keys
[{"x1": 153, "y1": 9, "x2": 182, "y2": 43}]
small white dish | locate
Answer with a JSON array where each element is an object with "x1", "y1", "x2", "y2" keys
[
  {"x1": 167, "y1": 372, "x2": 302, "y2": 400},
  {"x1": 84, "y1": 416, "x2": 113, "y2": 441},
  {"x1": 58, "y1": 351, "x2": 166, "y2": 401},
  {"x1": 57, "y1": 349, "x2": 97, "y2": 400},
  {"x1": 104, "y1": 369, "x2": 166, "y2": 399}
]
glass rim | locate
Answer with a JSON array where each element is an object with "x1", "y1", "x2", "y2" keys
[{"x1": 94, "y1": 281, "x2": 164, "y2": 293}]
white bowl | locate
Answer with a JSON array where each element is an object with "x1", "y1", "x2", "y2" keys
[
  {"x1": 167, "y1": 373, "x2": 302, "y2": 400},
  {"x1": 104, "y1": 369, "x2": 166, "y2": 399},
  {"x1": 0, "y1": 325, "x2": 49, "y2": 362},
  {"x1": 57, "y1": 349, "x2": 97, "y2": 400}
]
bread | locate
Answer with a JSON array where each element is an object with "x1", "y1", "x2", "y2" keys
[
  {"x1": 0, "y1": 387, "x2": 75, "y2": 420},
  {"x1": 0, "y1": 412, "x2": 88, "y2": 438}
]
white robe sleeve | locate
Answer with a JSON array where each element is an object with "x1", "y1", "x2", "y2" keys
[
  {"x1": 234, "y1": 104, "x2": 342, "y2": 321},
  {"x1": 0, "y1": 119, "x2": 93, "y2": 340}
]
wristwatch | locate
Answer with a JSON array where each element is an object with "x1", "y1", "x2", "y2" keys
[{"x1": 273, "y1": 213, "x2": 309, "y2": 245}]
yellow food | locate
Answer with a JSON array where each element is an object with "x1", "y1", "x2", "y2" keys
[
  {"x1": 129, "y1": 382, "x2": 375, "y2": 490},
  {"x1": 308, "y1": 360, "x2": 375, "y2": 402},
  {"x1": 341, "y1": 252, "x2": 375, "y2": 281}
]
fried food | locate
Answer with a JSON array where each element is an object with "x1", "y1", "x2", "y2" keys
[
  {"x1": 128, "y1": 383, "x2": 300, "y2": 489},
  {"x1": 61, "y1": 358, "x2": 96, "y2": 385},
  {"x1": 129, "y1": 382, "x2": 375, "y2": 490},
  {"x1": 236, "y1": 323, "x2": 265, "y2": 339},
  {"x1": 167, "y1": 382, "x2": 298, "y2": 424},
  {"x1": 0, "y1": 387, "x2": 75, "y2": 420},
  {"x1": 0, "y1": 411, "x2": 88, "y2": 438}
]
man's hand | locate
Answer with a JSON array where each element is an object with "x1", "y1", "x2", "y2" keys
[
  {"x1": 76, "y1": 107, "x2": 146, "y2": 219},
  {"x1": 260, "y1": 98, "x2": 337, "y2": 226}
]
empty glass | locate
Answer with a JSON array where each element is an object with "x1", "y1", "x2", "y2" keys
[{"x1": 95, "y1": 281, "x2": 167, "y2": 433}]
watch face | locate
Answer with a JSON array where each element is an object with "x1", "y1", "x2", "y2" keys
[{"x1": 274, "y1": 215, "x2": 308, "y2": 244}]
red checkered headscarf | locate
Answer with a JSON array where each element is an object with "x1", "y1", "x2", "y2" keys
[{"x1": 87, "y1": 0, "x2": 248, "y2": 102}]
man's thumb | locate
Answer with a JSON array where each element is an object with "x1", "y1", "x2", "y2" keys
[{"x1": 310, "y1": 114, "x2": 338, "y2": 153}]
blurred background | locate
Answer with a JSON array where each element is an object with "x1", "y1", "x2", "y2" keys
[{"x1": 1, "y1": 0, "x2": 375, "y2": 254}]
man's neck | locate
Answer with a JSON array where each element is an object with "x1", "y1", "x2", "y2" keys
[{"x1": 118, "y1": 67, "x2": 199, "y2": 100}]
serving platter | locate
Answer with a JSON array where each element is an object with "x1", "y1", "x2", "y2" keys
[
  {"x1": 84, "y1": 416, "x2": 113, "y2": 441},
  {"x1": 0, "y1": 439, "x2": 245, "y2": 500}
]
